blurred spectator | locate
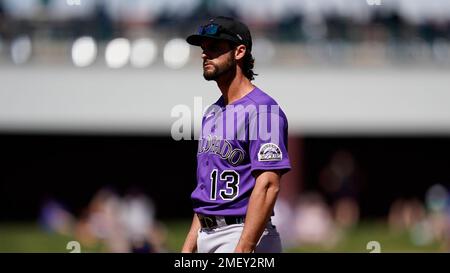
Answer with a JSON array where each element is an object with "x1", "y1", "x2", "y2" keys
[
  {"x1": 0, "y1": 1, "x2": 4, "y2": 23},
  {"x1": 39, "y1": 197, "x2": 75, "y2": 236},
  {"x1": 388, "y1": 185, "x2": 450, "y2": 251},
  {"x1": 120, "y1": 187, "x2": 168, "y2": 253},
  {"x1": 293, "y1": 192, "x2": 340, "y2": 249},
  {"x1": 73, "y1": 186, "x2": 167, "y2": 253},
  {"x1": 446, "y1": 204, "x2": 450, "y2": 252},
  {"x1": 79, "y1": 186, "x2": 129, "y2": 252},
  {"x1": 47, "y1": 0, "x2": 96, "y2": 21},
  {"x1": 334, "y1": 197, "x2": 360, "y2": 229},
  {"x1": 388, "y1": 198, "x2": 426, "y2": 232},
  {"x1": 423, "y1": 184, "x2": 450, "y2": 251},
  {"x1": 1, "y1": 0, "x2": 43, "y2": 20},
  {"x1": 318, "y1": 149, "x2": 362, "y2": 229},
  {"x1": 273, "y1": 197, "x2": 297, "y2": 249},
  {"x1": 92, "y1": 2, "x2": 114, "y2": 41},
  {"x1": 0, "y1": 1, "x2": 6, "y2": 42}
]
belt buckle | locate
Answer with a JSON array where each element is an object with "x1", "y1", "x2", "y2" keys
[{"x1": 201, "y1": 215, "x2": 216, "y2": 229}]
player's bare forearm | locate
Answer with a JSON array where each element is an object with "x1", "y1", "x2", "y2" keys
[
  {"x1": 181, "y1": 214, "x2": 201, "y2": 253},
  {"x1": 235, "y1": 170, "x2": 281, "y2": 253}
]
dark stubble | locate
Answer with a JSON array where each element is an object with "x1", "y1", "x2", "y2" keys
[{"x1": 203, "y1": 51, "x2": 236, "y2": 81}]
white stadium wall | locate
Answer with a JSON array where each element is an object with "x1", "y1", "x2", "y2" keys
[{"x1": 1, "y1": 65, "x2": 450, "y2": 135}]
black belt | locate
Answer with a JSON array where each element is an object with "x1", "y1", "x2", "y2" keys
[{"x1": 198, "y1": 214, "x2": 245, "y2": 229}]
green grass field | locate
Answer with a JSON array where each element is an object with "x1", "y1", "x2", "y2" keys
[{"x1": 0, "y1": 220, "x2": 445, "y2": 253}]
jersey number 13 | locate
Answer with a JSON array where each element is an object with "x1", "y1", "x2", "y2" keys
[{"x1": 210, "y1": 169, "x2": 240, "y2": 201}]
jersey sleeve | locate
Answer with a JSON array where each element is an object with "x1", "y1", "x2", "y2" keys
[{"x1": 249, "y1": 109, "x2": 292, "y2": 175}]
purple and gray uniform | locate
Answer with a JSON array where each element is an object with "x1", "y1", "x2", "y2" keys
[{"x1": 191, "y1": 87, "x2": 291, "y2": 217}]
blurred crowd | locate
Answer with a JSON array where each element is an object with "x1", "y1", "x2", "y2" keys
[
  {"x1": 37, "y1": 149, "x2": 450, "y2": 253},
  {"x1": 388, "y1": 184, "x2": 450, "y2": 250},
  {"x1": 273, "y1": 188, "x2": 450, "y2": 251},
  {"x1": 273, "y1": 149, "x2": 363, "y2": 250},
  {"x1": 37, "y1": 160, "x2": 450, "y2": 252},
  {"x1": 1, "y1": 1, "x2": 450, "y2": 67},
  {"x1": 39, "y1": 187, "x2": 168, "y2": 253},
  {"x1": 0, "y1": 0, "x2": 450, "y2": 43},
  {"x1": 273, "y1": 149, "x2": 450, "y2": 252}
]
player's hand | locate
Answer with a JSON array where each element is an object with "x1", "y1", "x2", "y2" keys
[{"x1": 234, "y1": 240, "x2": 255, "y2": 253}]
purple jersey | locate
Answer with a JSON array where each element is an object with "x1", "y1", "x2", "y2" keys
[{"x1": 191, "y1": 87, "x2": 291, "y2": 216}]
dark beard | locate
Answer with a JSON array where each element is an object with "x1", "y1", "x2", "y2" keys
[{"x1": 203, "y1": 55, "x2": 236, "y2": 81}]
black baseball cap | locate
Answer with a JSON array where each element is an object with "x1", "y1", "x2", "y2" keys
[{"x1": 186, "y1": 16, "x2": 252, "y2": 52}]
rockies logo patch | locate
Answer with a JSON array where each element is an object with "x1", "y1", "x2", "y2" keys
[{"x1": 258, "y1": 143, "x2": 282, "y2": 162}]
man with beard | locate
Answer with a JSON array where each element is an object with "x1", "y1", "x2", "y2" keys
[{"x1": 182, "y1": 16, "x2": 291, "y2": 253}]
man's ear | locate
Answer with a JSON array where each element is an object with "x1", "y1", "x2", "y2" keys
[{"x1": 234, "y1": 44, "x2": 247, "y2": 61}]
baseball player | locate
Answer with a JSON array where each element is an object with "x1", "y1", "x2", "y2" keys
[{"x1": 181, "y1": 16, "x2": 291, "y2": 253}]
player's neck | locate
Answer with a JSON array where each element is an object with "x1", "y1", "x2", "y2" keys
[{"x1": 216, "y1": 71, "x2": 254, "y2": 105}]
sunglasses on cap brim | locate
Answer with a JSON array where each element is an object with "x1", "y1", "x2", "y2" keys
[{"x1": 197, "y1": 23, "x2": 244, "y2": 43}]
